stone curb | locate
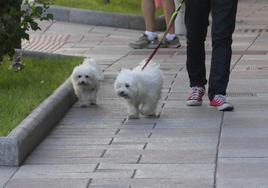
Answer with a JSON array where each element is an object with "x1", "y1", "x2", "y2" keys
[
  {"x1": 0, "y1": 51, "x2": 77, "y2": 166},
  {"x1": 46, "y1": 5, "x2": 166, "y2": 30}
]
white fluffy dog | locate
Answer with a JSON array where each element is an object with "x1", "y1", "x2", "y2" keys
[
  {"x1": 71, "y1": 58, "x2": 104, "y2": 107},
  {"x1": 114, "y1": 60, "x2": 163, "y2": 119}
]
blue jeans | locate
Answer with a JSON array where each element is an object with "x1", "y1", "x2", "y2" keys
[{"x1": 185, "y1": 0, "x2": 238, "y2": 100}]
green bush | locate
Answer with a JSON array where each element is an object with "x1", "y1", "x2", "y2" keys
[{"x1": 0, "y1": 0, "x2": 53, "y2": 62}]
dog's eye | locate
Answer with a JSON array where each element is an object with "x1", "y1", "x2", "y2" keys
[
  {"x1": 78, "y1": 75, "x2": 82, "y2": 78},
  {"x1": 85, "y1": 75, "x2": 90, "y2": 78},
  {"x1": 125, "y1": 84, "x2": 130, "y2": 88}
]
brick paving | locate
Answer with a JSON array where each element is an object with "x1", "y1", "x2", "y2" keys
[{"x1": 1, "y1": 0, "x2": 268, "y2": 187}]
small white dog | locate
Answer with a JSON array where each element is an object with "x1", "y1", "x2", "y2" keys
[
  {"x1": 71, "y1": 58, "x2": 104, "y2": 107},
  {"x1": 114, "y1": 60, "x2": 163, "y2": 119}
]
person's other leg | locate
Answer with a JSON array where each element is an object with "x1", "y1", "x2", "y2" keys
[
  {"x1": 162, "y1": 0, "x2": 175, "y2": 34},
  {"x1": 142, "y1": 0, "x2": 156, "y2": 33},
  {"x1": 161, "y1": 0, "x2": 181, "y2": 48},
  {"x1": 185, "y1": 0, "x2": 210, "y2": 87},
  {"x1": 208, "y1": 0, "x2": 238, "y2": 100},
  {"x1": 185, "y1": 0, "x2": 210, "y2": 106}
]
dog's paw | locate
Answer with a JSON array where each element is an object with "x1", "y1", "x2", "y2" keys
[{"x1": 128, "y1": 114, "x2": 139, "y2": 119}]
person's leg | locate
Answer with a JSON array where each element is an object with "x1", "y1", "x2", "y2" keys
[
  {"x1": 129, "y1": 0, "x2": 159, "y2": 49},
  {"x1": 185, "y1": 0, "x2": 210, "y2": 106},
  {"x1": 162, "y1": 0, "x2": 175, "y2": 34},
  {"x1": 208, "y1": 0, "x2": 238, "y2": 100},
  {"x1": 142, "y1": 0, "x2": 156, "y2": 33},
  {"x1": 185, "y1": 0, "x2": 210, "y2": 88}
]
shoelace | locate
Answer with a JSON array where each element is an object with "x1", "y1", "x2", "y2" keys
[
  {"x1": 189, "y1": 86, "x2": 205, "y2": 100},
  {"x1": 213, "y1": 95, "x2": 226, "y2": 105}
]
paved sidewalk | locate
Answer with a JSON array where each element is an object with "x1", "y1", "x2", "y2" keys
[{"x1": 1, "y1": 0, "x2": 268, "y2": 187}]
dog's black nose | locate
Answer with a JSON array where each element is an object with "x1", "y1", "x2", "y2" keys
[{"x1": 119, "y1": 91, "x2": 125, "y2": 96}]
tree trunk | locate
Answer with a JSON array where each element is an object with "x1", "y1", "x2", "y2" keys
[{"x1": 14, "y1": 0, "x2": 22, "y2": 49}]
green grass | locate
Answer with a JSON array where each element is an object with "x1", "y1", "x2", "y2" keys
[
  {"x1": 0, "y1": 56, "x2": 81, "y2": 136},
  {"x1": 52, "y1": 0, "x2": 141, "y2": 15},
  {"x1": 51, "y1": 0, "x2": 163, "y2": 16}
]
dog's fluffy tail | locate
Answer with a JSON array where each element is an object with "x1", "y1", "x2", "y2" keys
[{"x1": 83, "y1": 57, "x2": 104, "y2": 81}]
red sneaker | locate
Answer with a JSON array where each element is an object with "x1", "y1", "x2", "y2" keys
[
  {"x1": 210, "y1": 95, "x2": 234, "y2": 111},
  {"x1": 186, "y1": 86, "x2": 205, "y2": 106}
]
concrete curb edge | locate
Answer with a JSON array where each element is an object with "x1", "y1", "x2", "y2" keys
[
  {"x1": 47, "y1": 5, "x2": 166, "y2": 30},
  {"x1": 0, "y1": 51, "x2": 77, "y2": 166}
]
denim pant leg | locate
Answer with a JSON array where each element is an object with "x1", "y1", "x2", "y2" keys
[
  {"x1": 185, "y1": 0, "x2": 210, "y2": 87},
  {"x1": 208, "y1": 0, "x2": 238, "y2": 100}
]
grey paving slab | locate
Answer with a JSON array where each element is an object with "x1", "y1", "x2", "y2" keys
[
  {"x1": 219, "y1": 137, "x2": 268, "y2": 158},
  {"x1": 0, "y1": 167, "x2": 17, "y2": 187},
  {"x1": 5, "y1": 178, "x2": 89, "y2": 188},
  {"x1": 139, "y1": 149, "x2": 216, "y2": 164},
  {"x1": 12, "y1": 164, "x2": 96, "y2": 179},
  {"x1": 90, "y1": 178, "x2": 213, "y2": 188},
  {"x1": 217, "y1": 158, "x2": 268, "y2": 188},
  {"x1": 98, "y1": 163, "x2": 214, "y2": 179}
]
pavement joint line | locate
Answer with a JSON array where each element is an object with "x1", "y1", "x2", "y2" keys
[
  {"x1": 93, "y1": 163, "x2": 100, "y2": 172},
  {"x1": 131, "y1": 169, "x2": 137, "y2": 179},
  {"x1": 136, "y1": 154, "x2": 142, "y2": 164},
  {"x1": 78, "y1": 35, "x2": 85, "y2": 43},
  {"x1": 152, "y1": 123, "x2": 157, "y2": 129},
  {"x1": 246, "y1": 31, "x2": 262, "y2": 51},
  {"x1": 143, "y1": 143, "x2": 148, "y2": 150},
  {"x1": 220, "y1": 156, "x2": 268, "y2": 159},
  {"x1": 100, "y1": 149, "x2": 107, "y2": 158},
  {"x1": 102, "y1": 53, "x2": 128, "y2": 72},
  {"x1": 213, "y1": 112, "x2": 224, "y2": 188},
  {"x1": 115, "y1": 129, "x2": 121, "y2": 135},
  {"x1": 159, "y1": 102, "x2": 165, "y2": 117},
  {"x1": 86, "y1": 178, "x2": 92, "y2": 188},
  {"x1": 230, "y1": 54, "x2": 243, "y2": 72},
  {"x1": 88, "y1": 27, "x2": 94, "y2": 32},
  {"x1": 121, "y1": 118, "x2": 127, "y2": 126},
  {"x1": 164, "y1": 95, "x2": 168, "y2": 100},
  {"x1": 3, "y1": 167, "x2": 19, "y2": 188},
  {"x1": 108, "y1": 137, "x2": 114, "y2": 145}
]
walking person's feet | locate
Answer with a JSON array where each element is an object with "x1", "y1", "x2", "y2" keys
[
  {"x1": 161, "y1": 35, "x2": 181, "y2": 48},
  {"x1": 129, "y1": 34, "x2": 160, "y2": 49},
  {"x1": 186, "y1": 86, "x2": 205, "y2": 106},
  {"x1": 210, "y1": 94, "x2": 234, "y2": 111}
]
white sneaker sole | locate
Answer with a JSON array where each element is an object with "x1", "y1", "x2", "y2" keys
[
  {"x1": 217, "y1": 103, "x2": 234, "y2": 111},
  {"x1": 186, "y1": 100, "x2": 203, "y2": 106},
  {"x1": 210, "y1": 103, "x2": 234, "y2": 111}
]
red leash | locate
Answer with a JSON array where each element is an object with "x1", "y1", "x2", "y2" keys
[{"x1": 142, "y1": 0, "x2": 185, "y2": 70}]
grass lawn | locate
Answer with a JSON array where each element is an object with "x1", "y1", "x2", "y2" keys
[
  {"x1": 0, "y1": 56, "x2": 81, "y2": 136},
  {"x1": 51, "y1": 0, "x2": 163, "y2": 16}
]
